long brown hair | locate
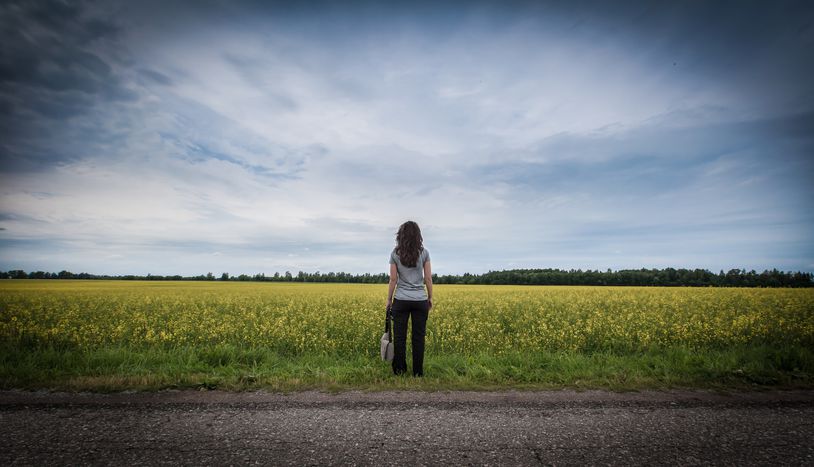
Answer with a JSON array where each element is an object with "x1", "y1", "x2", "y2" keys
[{"x1": 395, "y1": 221, "x2": 423, "y2": 268}]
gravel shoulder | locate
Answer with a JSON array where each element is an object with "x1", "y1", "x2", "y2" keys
[
  {"x1": 2, "y1": 389, "x2": 813, "y2": 465},
  {"x1": 3, "y1": 387, "x2": 814, "y2": 406}
]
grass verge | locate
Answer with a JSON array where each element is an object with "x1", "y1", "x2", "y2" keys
[{"x1": 1, "y1": 344, "x2": 812, "y2": 392}]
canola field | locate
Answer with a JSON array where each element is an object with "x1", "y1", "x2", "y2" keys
[
  {"x1": 1, "y1": 280, "x2": 813, "y2": 390},
  {"x1": 2, "y1": 280, "x2": 812, "y2": 354}
]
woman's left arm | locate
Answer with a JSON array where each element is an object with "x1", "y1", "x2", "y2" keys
[
  {"x1": 423, "y1": 260, "x2": 433, "y2": 310},
  {"x1": 386, "y1": 263, "x2": 398, "y2": 308}
]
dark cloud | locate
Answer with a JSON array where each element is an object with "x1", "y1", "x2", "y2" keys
[
  {"x1": 0, "y1": 0, "x2": 133, "y2": 170},
  {"x1": 0, "y1": 1, "x2": 122, "y2": 86},
  {"x1": 578, "y1": 2, "x2": 814, "y2": 111}
]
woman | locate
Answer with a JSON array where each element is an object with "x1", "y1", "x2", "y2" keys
[{"x1": 386, "y1": 220, "x2": 433, "y2": 376}]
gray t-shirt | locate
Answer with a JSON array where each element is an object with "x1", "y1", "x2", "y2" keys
[{"x1": 389, "y1": 248, "x2": 431, "y2": 301}]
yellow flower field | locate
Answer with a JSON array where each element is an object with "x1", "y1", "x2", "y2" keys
[{"x1": 2, "y1": 280, "x2": 812, "y2": 355}]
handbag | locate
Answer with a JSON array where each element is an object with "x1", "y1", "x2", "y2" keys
[{"x1": 380, "y1": 305, "x2": 394, "y2": 361}]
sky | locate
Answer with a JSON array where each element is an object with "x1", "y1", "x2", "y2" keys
[{"x1": 1, "y1": 0, "x2": 813, "y2": 276}]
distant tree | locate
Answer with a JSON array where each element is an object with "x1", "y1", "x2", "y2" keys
[{"x1": 1, "y1": 266, "x2": 810, "y2": 287}]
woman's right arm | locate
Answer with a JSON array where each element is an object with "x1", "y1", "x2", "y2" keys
[{"x1": 423, "y1": 260, "x2": 433, "y2": 310}]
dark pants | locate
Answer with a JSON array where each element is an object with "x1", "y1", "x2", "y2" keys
[{"x1": 391, "y1": 298, "x2": 429, "y2": 376}]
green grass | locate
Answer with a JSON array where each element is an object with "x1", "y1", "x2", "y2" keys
[{"x1": 2, "y1": 343, "x2": 812, "y2": 392}]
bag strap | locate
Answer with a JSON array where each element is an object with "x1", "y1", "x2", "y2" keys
[{"x1": 384, "y1": 305, "x2": 392, "y2": 335}]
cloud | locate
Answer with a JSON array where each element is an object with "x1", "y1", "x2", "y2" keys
[
  {"x1": 137, "y1": 68, "x2": 173, "y2": 86},
  {"x1": 1, "y1": 0, "x2": 813, "y2": 275},
  {"x1": 0, "y1": 0, "x2": 137, "y2": 171}
]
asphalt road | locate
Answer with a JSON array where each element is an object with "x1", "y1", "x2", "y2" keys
[{"x1": 1, "y1": 389, "x2": 813, "y2": 466}]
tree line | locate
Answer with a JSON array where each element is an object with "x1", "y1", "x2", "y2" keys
[{"x1": 2, "y1": 267, "x2": 812, "y2": 287}]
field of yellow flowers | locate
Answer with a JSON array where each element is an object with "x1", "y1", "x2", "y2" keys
[{"x1": 1, "y1": 280, "x2": 812, "y2": 390}]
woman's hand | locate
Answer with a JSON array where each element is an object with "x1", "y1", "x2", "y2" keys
[{"x1": 428, "y1": 298, "x2": 433, "y2": 310}]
